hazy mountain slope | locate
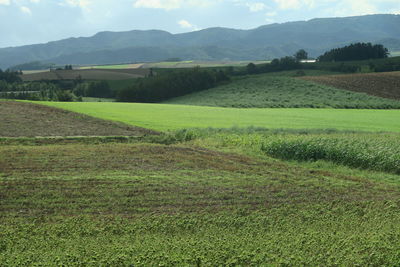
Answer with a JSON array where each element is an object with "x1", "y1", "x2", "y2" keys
[{"x1": 1, "y1": 14, "x2": 399, "y2": 69}]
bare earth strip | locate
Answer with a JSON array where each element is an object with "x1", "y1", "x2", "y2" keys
[
  {"x1": 21, "y1": 68, "x2": 150, "y2": 81},
  {"x1": 300, "y1": 71, "x2": 400, "y2": 100},
  {"x1": 0, "y1": 101, "x2": 156, "y2": 137}
]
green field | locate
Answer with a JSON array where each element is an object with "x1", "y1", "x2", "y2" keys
[
  {"x1": 166, "y1": 73, "x2": 400, "y2": 109},
  {"x1": 2, "y1": 128, "x2": 400, "y2": 265},
  {"x1": 39, "y1": 102, "x2": 400, "y2": 132},
  {"x1": 390, "y1": 51, "x2": 400, "y2": 57},
  {"x1": 4, "y1": 65, "x2": 400, "y2": 265}
]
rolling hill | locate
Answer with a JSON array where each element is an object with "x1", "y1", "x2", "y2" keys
[
  {"x1": 1, "y1": 14, "x2": 400, "y2": 69},
  {"x1": 165, "y1": 72, "x2": 400, "y2": 109}
]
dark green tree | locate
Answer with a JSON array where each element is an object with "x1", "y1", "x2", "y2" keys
[{"x1": 295, "y1": 49, "x2": 308, "y2": 61}]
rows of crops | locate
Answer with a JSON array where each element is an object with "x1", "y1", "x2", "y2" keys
[
  {"x1": 183, "y1": 129, "x2": 400, "y2": 175},
  {"x1": 262, "y1": 134, "x2": 400, "y2": 174},
  {"x1": 166, "y1": 74, "x2": 400, "y2": 109}
]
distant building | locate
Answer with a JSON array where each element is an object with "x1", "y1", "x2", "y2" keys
[{"x1": 300, "y1": 59, "x2": 317, "y2": 63}]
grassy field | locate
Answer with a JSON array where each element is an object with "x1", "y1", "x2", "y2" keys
[
  {"x1": 391, "y1": 51, "x2": 400, "y2": 57},
  {"x1": 166, "y1": 73, "x2": 400, "y2": 108},
  {"x1": 141, "y1": 60, "x2": 270, "y2": 69},
  {"x1": 81, "y1": 64, "x2": 144, "y2": 69},
  {"x1": 2, "y1": 101, "x2": 400, "y2": 265},
  {"x1": 39, "y1": 101, "x2": 400, "y2": 132},
  {"x1": 1, "y1": 136, "x2": 400, "y2": 265},
  {"x1": 82, "y1": 97, "x2": 116, "y2": 102},
  {"x1": 302, "y1": 71, "x2": 400, "y2": 100}
]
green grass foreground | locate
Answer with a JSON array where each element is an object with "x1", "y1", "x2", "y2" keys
[
  {"x1": 38, "y1": 102, "x2": 400, "y2": 132},
  {"x1": 1, "y1": 139, "x2": 400, "y2": 265}
]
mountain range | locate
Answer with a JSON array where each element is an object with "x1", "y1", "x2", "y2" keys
[{"x1": 1, "y1": 14, "x2": 400, "y2": 69}]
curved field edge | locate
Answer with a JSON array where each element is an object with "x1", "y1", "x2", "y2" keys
[
  {"x1": 165, "y1": 74, "x2": 400, "y2": 109},
  {"x1": 37, "y1": 101, "x2": 400, "y2": 132},
  {"x1": 301, "y1": 71, "x2": 400, "y2": 101},
  {"x1": 0, "y1": 101, "x2": 157, "y2": 137}
]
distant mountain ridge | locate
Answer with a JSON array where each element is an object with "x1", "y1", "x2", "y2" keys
[{"x1": 1, "y1": 14, "x2": 400, "y2": 69}]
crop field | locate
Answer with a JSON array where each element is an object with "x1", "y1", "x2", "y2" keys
[
  {"x1": 21, "y1": 68, "x2": 150, "y2": 82},
  {"x1": 79, "y1": 63, "x2": 144, "y2": 69},
  {"x1": 1, "y1": 100, "x2": 400, "y2": 265},
  {"x1": 301, "y1": 71, "x2": 400, "y2": 100},
  {"x1": 141, "y1": 60, "x2": 270, "y2": 69},
  {"x1": 0, "y1": 101, "x2": 154, "y2": 137},
  {"x1": 1, "y1": 134, "x2": 400, "y2": 265},
  {"x1": 39, "y1": 101, "x2": 400, "y2": 132},
  {"x1": 166, "y1": 73, "x2": 400, "y2": 108}
]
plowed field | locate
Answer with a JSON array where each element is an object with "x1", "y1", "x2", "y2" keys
[{"x1": 301, "y1": 71, "x2": 400, "y2": 100}]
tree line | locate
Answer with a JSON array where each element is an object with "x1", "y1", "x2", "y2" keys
[
  {"x1": 116, "y1": 68, "x2": 229, "y2": 102},
  {"x1": 318, "y1": 43, "x2": 389, "y2": 62},
  {"x1": 0, "y1": 69, "x2": 21, "y2": 83}
]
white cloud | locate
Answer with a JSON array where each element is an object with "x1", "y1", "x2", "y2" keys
[
  {"x1": 134, "y1": 0, "x2": 181, "y2": 10},
  {"x1": 30, "y1": 0, "x2": 40, "y2": 3},
  {"x1": 273, "y1": 0, "x2": 301, "y2": 9},
  {"x1": 178, "y1": 19, "x2": 200, "y2": 30},
  {"x1": 178, "y1": 19, "x2": 193, "y2": 28},
  {"x1": 273, "y1": 0, "x2": 315, "y2": 10},
  {"x1": 133, "y1": 0, "x2": 213, "y2": 10},
  {"x1": 64, "y1": 0, "x2": 91, "y2": 10},
  {"x1": 246, "y1": 2, "x2": 266, "y2": 12},
  {"x1": 0, "y1": 0, "x2": 10, "y2": 5},
  {"x1": 20, "y1": 6, "x2": 32, "y2": 14}
]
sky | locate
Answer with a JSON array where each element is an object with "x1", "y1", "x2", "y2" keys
[{"x1": 0, "y1": 0, "x2": 399, "y2": 48}]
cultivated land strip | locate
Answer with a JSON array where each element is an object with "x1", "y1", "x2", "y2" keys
[
  {"x1": 301, "y1": 71, "x2": 400, "y2": 100},
  {"x1": 0, "y1": 101, "x2": 156, "y2": 137}
]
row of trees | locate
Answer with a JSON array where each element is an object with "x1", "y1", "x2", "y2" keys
[
  {"x1": 117, "y1": 68, "x2": 229, "y2": 102},
  {"x1": 73, "y1": 81, "x2": 114, "y2": 98},
  {"x1": 0, "y1": 69, "x2": 21, "y2": 83},
  {"x1": 0, "y1": 88, "x2": 77, "y2": 101},
  {"x1": 318, "y1": 43, "x2": 389, "y2": 62}
]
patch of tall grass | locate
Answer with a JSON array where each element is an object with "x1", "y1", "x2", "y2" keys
[
  {"x1": 175, "y1": 128, "x2": 400, "y2": 175},
  {"x1": 262, "y1": 135, "x2": 400, "y2": 174}
]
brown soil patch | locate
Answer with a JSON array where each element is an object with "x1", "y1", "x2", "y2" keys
[
  {"x1": 301, "y1": 71, "x2": 400, "y2": 100},
  {"x1": 21, "y1": 68, "x2": 150, "y2": 81},
  {"x1": 0, "y1": 101, "x2": 156, "y2": 137}
]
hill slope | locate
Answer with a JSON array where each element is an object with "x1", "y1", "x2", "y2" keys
[
  {"x1": 1, "y1": 14, "x2": 400, "y2": 69},
  {"x1": 165, "y1": 73, "x2": 400, "y2": 109},
  {"x1": 301, "y1": 71, "x2": 400, "y2": 100}
]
